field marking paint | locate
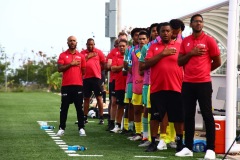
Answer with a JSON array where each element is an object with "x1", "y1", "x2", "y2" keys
[
  {"x1": 68, "y1": 154, "x2": 103, "y2": 157},
  {"x1": 54, "y1": 140, "x2": 63, "y2": 142},
  {"x1": 135, "y1": 156, "x2": 167, "y2": 158},
  {"x1": 37, "y1": 121, "x2": 103, "y2": 158}
]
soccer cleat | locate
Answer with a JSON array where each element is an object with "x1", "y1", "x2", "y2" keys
[
  {"x1": 204, "y1": 149, "x2": 216, "y2": 160},
  {"x1": 157, "y1": 140, "x2": 167, "y2": 150},
  {"x1": 99, "y1": 119, "x2": 104, "y2": 125},
  {"x1": 175, "y1": 147, "x2": 193, "y2": 157},
  {"x1": 56, "y1": 128, "x2": 64, "y2": 136},
  {"x1": 110, "y1": 125, "x2": 121, "y2": 133},
  {"x1": 145, "y1": 142, "x2": 157, "y2": 152},
  {"x1": 130, "y1": 134, "x2": 142, "y2": 141},
  {"x1": 138, "y1": 140, "x2": 151, "y2": 147},
  {"x1": 79, "y1": 128, "x2": 86, "y2": 136},
  {"x1": 168, "y1": 141, "x2": 177, "y2": 149}
]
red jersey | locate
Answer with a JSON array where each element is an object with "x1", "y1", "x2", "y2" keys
[
  {"x1": 81, "y1": 48, "x2": 105, "y2": 79},
  {"x1": 57, "y1": 49, "x2": 86, "y2": 86},
  {"x1": 111, "y1": 54, "x2": 126, "y2": 90},
  {"x1": 179, "y1": 32, "x2": 220, "y2": 82},
  {"x1": 106, "y1": 48, "x2": 119, "y2": 82},
  {"x1": 145, "y1": 40, "x2": 183, "y2": 93}
]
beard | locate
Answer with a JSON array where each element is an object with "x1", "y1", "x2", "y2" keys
[{"x1": 68, "y1": 44, "x2": 76, "y2": 50}]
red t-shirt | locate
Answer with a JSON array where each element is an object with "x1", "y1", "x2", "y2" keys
[
  {"x1": 145, "y1": 40, "x2": 183, "y2": 93},
  {"x1": 81, "y1": 48, "x2": 105, "y2": 79},
  {"x1": 57, "y1": 49, "x2": 86, "y2": 86},
  {"x1": 179, "y1": 32, "x2": 220, "y2": 82},
  {"x1": 111, "y1": 54, "x2": 126, "y2": 90},
  {"x1": 106, "y1": 48, "x2": 119, "y2": 82}
]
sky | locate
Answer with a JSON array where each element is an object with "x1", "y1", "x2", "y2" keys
[{"x1": 0, "y1": 0, "x2": 227, "y2": 68}]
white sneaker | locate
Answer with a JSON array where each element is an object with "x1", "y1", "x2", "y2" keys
[
  {"x1": 175, "y1": 147, "x2": 193, "y2": 157},
  {"x1": 110, "y1": 125, "x2": 121, "y2": 133},
  {"x1": 157, "y1": 140, "x2": 167, "y2": 150},
  {"x1": 56, "y1": 128, "x2": 64, "y2": 136},
  {"x1": 168, "y1": 141, "x2": 177, "y2": 149},
  {"x1": 204, "y1": 149, "x2": 216, "y2": 160},
  {"x1": 130, "y1": 135, "x2": 142, "y2": 141},
  {"x1": 79, "y1": 128, "x2": 86, "y2": 136}
]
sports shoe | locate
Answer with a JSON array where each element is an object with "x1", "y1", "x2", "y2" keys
[
  {"x1": 175, "y1": 147, "x2": 193, "y2": 157},
  {"x1": 204, "y1": 149, "x2": 216, "y2": 160},
  {"x1": 145, "y1": 142, "x2": 157, "y2": 152},
  {"x1": 56, "y1": 128, "x2": 64, "y2": 136},
  {"x1": 157, "y1": 140, "x2": 167, "y2": 150},
  {"x1": 138, "y1": 140, "x2": 151, "y2": 147},
  {"x1": 79, "y1": 128, "x2": 86, "y2": 136},
  {"x1": 110, "y1": 125, "x2": 121, "y2": 133},
  {"x1": 130, "y1": 134, "x2": 142, "y2": 141},
  {"x1": 168, "y1": 141, "x2": 177, "y2": 149},
  {"x1": 99, "y1": 119, "x2": 104, "y2": 125}
]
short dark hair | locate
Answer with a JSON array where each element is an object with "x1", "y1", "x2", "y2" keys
[
  {"x1": 169, "y1": 19, "x2": 185, "y2": 31},
  {"x1": 149, "y1": 23, "x2": 158, "y2": 33},
  {"x1": 87, "y1": 38, "x2": 94, "y2": 43},
  {"x1": 139, "y1": 29, "x2": 149, "y2": 38},
  {"x1": 130, "y1": 28, "x2": 141, "y2": 38},
  {"x1": 157, "y1": 22, "x2": 170, "y2": 33},
  {"x1": 118, "y1": 39, "x2": 128, "y2": 45},
  {"x1": 190, "y1": 14, "x2": 203, "y2": 23}
]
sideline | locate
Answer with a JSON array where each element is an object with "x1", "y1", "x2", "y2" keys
[{"x1": 37, "y1": 121, "x2": 103, "y2": 157}]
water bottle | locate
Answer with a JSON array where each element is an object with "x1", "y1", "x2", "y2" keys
[
  {"x1": 68, "y1": 145, "x2": 87, "y2": 151},
  {"x1": 40, "y1": 125, "x2": 55, "y2": 130},
  {"x1": 193, "y1": 139, "x2": 206, "y2": 152}
]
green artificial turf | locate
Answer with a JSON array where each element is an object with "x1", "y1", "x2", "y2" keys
[{"x1": 0, "y1": 92, "x2": 223, "y2": 160}]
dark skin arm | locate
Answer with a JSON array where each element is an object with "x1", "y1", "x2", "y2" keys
[
  {"x1": 145, "y1": 47, "x2": 176, "y2": 68},
  {"x1": 178, "y1": 47, "x2": 206, "y2": 66},
  {"x1": 111, "y1": 65, "x2": 123, "y2": 73},
  {"x1": 58, "y1": 59, "x2": 80, "y2": 72},
  {"x1": 211, "y1": 55, "x2": 221, "y2": 71}
]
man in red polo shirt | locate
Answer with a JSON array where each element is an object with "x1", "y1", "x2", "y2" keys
[
  {"x1": 109, "y1": 39, "x2": 128, "y2": 133},
  {"x1": 175, "y1": 14, "x2": 221, "y2": 159},
  {"x1": 145, "y1": 22, "x2": 184, "y2": 152},
  {"x1": 81, "y1": 38, "x2": 105, "y2": 124},
  {"x1": 56, "y1": 36, "x2": 86, "y2": 137}
]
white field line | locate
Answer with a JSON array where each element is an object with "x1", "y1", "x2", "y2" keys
[
  {"x1": 134, "y1": 156, "x2": 167, "y2": 158},
  {"x1": 37, "y1": 121, "x2": 103, "y2": 157}
]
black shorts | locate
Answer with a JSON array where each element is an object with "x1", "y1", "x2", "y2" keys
[
  {"x1": 110, "y1": 80, "x2": 116, "y2": 97},
  {"x1": 150, "y1": 90, "x2": 184, "y2": 122},
  {"x1": 115, "y1": 90, "x2": 125, "y2": 106},
  {"x1": 83, "y1": 77, "x2": 102, "y2": 98}
]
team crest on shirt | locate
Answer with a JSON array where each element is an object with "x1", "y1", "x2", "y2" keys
[
  {"x1": 155, "y1": 48, "x2": 158, "y2": 50},
  {"x1": 66, "y1": 56, "x2": 68, "y2": 58}
]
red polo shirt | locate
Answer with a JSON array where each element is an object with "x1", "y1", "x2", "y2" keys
[
  {"x1": 81, "y1": 48, "x2": 105, "y2": 79},
  {"x1": 111, "y1": 54, "x2": 126, "y2": 90},
  {"x1": 106, "y1": 48, "x2": 119, "y2": 82},
  {"x1": 179, "y1": 32, "x2": 220, "y2": 82},
  {"x1": 57, "y1": 49, "x2": 86, "y2": 86},
  {"x1": 145, "y1": 40, "x2": 183, "y2": 93}
]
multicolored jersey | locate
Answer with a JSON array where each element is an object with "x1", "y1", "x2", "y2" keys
[
  {"x1": 139, "y1": 37, "x2": 161, "y2": 85},
  {"x1": 124, "y1": 46, "x2": 134, "y2": 84},
  {"x1": 131, "y1": 45, "x2": 143, "y2": 94}
]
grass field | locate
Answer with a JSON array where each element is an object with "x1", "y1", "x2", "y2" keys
[{"x1": 0, "y1": 92, "x2": 224, "y2": 160}]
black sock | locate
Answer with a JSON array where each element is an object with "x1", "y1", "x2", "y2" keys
[
  {"x1": 151, "y1": 137, "x2": 156, "y2": 144},
  {"x1": 176, "y1": 134, "x2": 183, "y2": 145}
]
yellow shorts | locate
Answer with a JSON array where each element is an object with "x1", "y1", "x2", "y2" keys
[
  {"x1": 132, "y1": 93, "x2": 143, "y2": 106},
  {"x1": 124, "y1": 93, "x2": 131, "y2": 103},
  {"x1": 147, "y1": 85, "x2": 151, "y2": 108}
]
